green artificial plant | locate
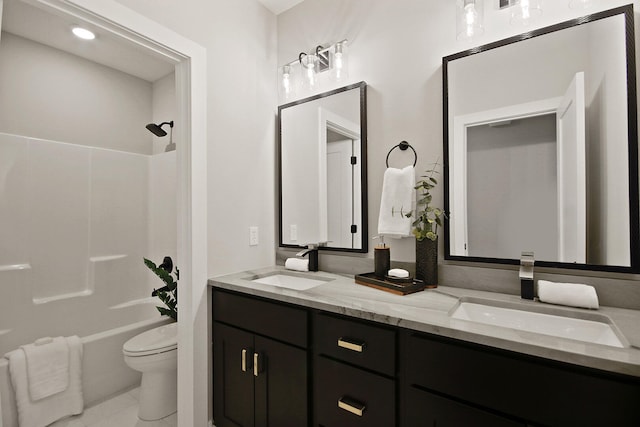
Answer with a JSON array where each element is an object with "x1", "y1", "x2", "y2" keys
[
  {"x1": 406, "y1": 162, "x2": 445, "y2": 242},
  {"x1": 144, "y1": 256, "x2": 179, "y2": 320}
]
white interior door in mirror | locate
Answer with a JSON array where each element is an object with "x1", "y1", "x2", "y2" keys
[
  {"x1": 322, "y1": 108, "x2": 362, "y2": 249},
  {"x1": 557, "y1": 72, "x2": 586, "y2": 263}
]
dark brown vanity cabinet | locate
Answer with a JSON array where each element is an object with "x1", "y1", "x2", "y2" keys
[
  {"x1": 212, "y1": 289, "x2": 640, "y2": 427},
  {"x1": 401, "y1": 330, "x2": 640, "y2": 427},
  {"x1": 213, "y1": 290, "x2": 309, "y2": 427},
  {"x1": 313, "y1": 313, "x2": 397, "y2": 427}
]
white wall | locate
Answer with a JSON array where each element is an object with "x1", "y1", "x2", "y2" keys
[
  {"x1": 109, "y1": 1, "x2": 277, "y2": 424},
  {"x1": 278, "y1": 0, "x2": 640, "y2": 280},
  {"x1": 0, "y1": 32, "x2": 154, "y2": 154},
  {"x1": 112, "y1": 0, "x2": 278, "y2": 277},
  {"x1": 151, "y1": 72, "x2": 177, "y2": 154}
]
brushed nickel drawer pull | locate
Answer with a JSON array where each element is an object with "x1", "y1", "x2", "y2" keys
[
  {"x1": 338, "y1": 397, "x2": 366, "y2": 417},
  {"x1": 253, "y1": 352, "x2": 259, "y2": 377},
  {"x1": 241, "y1": 349, "x2": 247, "y2": 372},
  {"x1": 338, "y1": 337, "x2": 365, "y2": 353}
]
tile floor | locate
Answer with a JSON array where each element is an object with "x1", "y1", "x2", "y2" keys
[{"x1": 49, "y1": 387, "x2": 177, "y2": 427}]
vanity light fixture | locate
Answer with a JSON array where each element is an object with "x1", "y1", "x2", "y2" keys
[
  {"x1": 509, "y1": 0, "x2": 543, "y2": 26},
  {"x1": 71, "y1": 26, "x2": 95, "y2": 40},
  {"x1": 279, "y1": 39, "x2": 349, "y2": 99},
  {"x1": 456, "y1": 0, "x2": 484, "y2": 41}
]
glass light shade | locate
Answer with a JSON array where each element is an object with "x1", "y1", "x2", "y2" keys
[
  {"x1": 569, "y1": 0, "x2": 593, "y2": 9},
  {"x1": 280, "y1": 64, "x2": 294, "y2": 100},
  {"x1": 332, "y1": 41, "x2": 349, "y2": 83},
  {"x1": 510, "y1": 0, "x2": 543, "y2": 26},
  {"x1": 300, "y1": 52, "x2": 318, "y2": 90},
  {"x1": 456, "y1": 0, "x2": 484, "y2": 41}
]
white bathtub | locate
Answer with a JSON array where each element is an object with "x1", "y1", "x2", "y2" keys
[{"x1": 0, "y1": 314, "x2": 171, "y2": 427}]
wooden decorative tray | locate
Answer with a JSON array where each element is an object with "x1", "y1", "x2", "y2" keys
[{"x1": 355, "y1": 272, "x2": 426, "y2": 296}]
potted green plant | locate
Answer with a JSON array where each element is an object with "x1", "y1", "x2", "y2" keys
[
  {"x1": 406, "y1": 162, "x2": 444, "y2": 287},
  {"x1": 144, "y1": 256, "x2": 179, "y2": 320}
]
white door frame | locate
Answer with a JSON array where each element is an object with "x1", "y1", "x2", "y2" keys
[
  {"x1": 20, "y1": 1, "x2": 208, "y2": 425},
  {"x1": 450, "y1": 97, "x2": 561, "y2": 256}
]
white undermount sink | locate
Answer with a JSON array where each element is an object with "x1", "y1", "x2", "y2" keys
[
  {"x1": 247, "y1": 271, "x2": 333, "y2": 291},
  {"x1": 450, "y1": 298, "x2": 627, "y2": 348}
]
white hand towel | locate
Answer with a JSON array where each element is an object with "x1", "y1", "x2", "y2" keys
[
  {"x1": 285, "y1": 258, "x2": 309, "y2": 272},
  {"x1": 6, "y1": 336, "x2": 83, "y2": 427},
  {"x1": 378, "y1": 165, "x2": 415, "y2": 238},
  {"x1": 537, "y1": 280, "x2": 599, "y2": 309},
  {"x1": 21, "y1": 337, "x2": 69, "y2": 401}
]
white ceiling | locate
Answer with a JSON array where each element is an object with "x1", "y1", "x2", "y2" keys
[
  {"x1": 1, "y1": 0, "x2": 175, "y2": 82},
  {"x1": 257, "y1": 0, "x2": 305, "y2": 15}
]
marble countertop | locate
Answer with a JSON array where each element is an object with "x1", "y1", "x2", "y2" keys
[{"x1": 209, "y1": 266, "x2": 640, "y2": 377}]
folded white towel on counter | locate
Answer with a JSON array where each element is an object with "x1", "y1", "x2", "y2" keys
[
  {"x1": 537, "y1": 280, "x2": 599, "y2": 309},
  {"x1": 6, "y1": 336, "x2": 83, "y2": 427},
  {"x1": 21, "y1": 337, "x2": 69, "y2": 401},
  {"x1": 285, "y1": 258, "x2": 309, "y2": 272},
  {"x1": 378, "y1": 165, "x2": 415, "y2": 238}
]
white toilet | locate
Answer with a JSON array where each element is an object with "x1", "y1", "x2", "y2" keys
[{"x1": 123, "y1": 322, "x2": 178, "y2": 421}]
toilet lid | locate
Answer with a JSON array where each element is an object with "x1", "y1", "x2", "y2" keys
[{"x1": 123, "y1": 322, "x2": 177, "y2": 356}]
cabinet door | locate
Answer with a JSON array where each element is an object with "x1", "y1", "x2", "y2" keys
[
  {"x1": 254, "y1": 335, "x2": 308, "y2": 427},
  {"x1": 404, "y1": 387, "x2": 524, "y2": 427},
  {"x1": 213, "y1": 323, "x2": 255, "y2": 427}
]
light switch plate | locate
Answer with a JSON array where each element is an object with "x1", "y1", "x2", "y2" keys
[{"x1": 249, "y1": 226, "x2": 259, "y2": 246}]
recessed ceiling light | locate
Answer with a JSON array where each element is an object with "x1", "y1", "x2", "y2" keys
[{"x1": 71, "y1": 27, "x2": 95, "y2": 40}]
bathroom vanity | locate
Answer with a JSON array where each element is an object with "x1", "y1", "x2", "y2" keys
[{"x1": 210, "y1": 268, "x2": 640, "y2": 427}]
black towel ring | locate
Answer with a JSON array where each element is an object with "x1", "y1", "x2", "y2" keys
[{"x1": 386, "y1": 141, "x2": 417, "y2": 168}]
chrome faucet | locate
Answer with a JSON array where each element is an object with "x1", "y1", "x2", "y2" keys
[
  {"x1": 520, "y1": 251, "x2": 535, "y2": 300},
  {"x1": 296, "y1": 244, "x2": 319, "y2": 272}
]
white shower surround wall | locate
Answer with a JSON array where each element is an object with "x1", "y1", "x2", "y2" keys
[{"x1": 0, "y1": 132, "x2": 177, "y2": 424}]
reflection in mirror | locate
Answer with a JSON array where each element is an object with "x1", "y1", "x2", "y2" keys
[
  {"x1": 279, "y1": 82, "x2": 367, "y2": 253},
  {"x1": 443, "y1": 6, "x2": 639, "y2": 272}
]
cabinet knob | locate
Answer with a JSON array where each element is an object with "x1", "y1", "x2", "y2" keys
[
  {"x1": 338, "y1": 337, "x2": 366, "y2": 353},
  {"x1": 338, "y1": 396, "x2": 366, "y2": 417}
]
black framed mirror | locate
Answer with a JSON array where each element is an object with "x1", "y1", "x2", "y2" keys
[
  {"x1": 278, "y1": 81, "x2": 368, "y2": 253},
  {"x1": 443, "y1": 5, "x2": 639, "y2": 273}
]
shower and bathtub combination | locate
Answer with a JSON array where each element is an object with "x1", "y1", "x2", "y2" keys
[{"x1": 0, "y1": 130, "x2": 177, "y2": 426}]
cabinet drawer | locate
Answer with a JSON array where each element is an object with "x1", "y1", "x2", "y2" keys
[
  {"x1": 315, "y1": 356, "x2": 395, "y2": 427},
  {"x1": 402, "y1": 331, "x2": 640, "y2": 427},
  {"x1": 314, "y1": 312, "x2": 396, "y2": 376},
  {"x1": 213, "y1": 290, "x2": 307, "y2": 348}
]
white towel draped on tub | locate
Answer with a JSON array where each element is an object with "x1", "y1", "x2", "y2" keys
[
  {"x1": 22, "y1": 337, "x2": 69, "y2": 401},
  {"x1": 378, "y1": 165, "x2": 415, "y2": 238},
  {"x1": 6, "y1": 336, "x2": 83, "y2": 427}
]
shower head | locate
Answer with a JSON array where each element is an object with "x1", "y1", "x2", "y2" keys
[{"x1": 145, "y1": 121, "x2": 174, "y2": 137}]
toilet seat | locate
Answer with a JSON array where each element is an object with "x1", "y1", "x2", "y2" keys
[{"x1": 123, "y1": 322, "x2": 177, "y2": 357}]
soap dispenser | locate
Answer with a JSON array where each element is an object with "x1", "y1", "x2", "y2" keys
[{"x1": 374, "y1": 236, "x2": 391, "y2": 278}]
